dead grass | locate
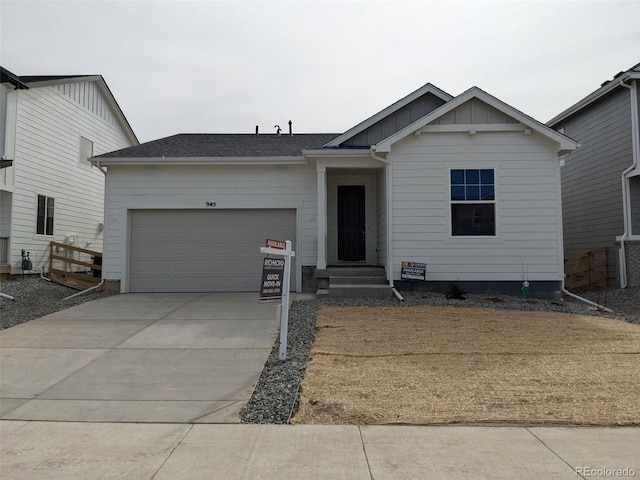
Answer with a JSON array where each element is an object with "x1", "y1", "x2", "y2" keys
[{"x1": 291, "y1": 306, "x2": 640, "y2": 425}]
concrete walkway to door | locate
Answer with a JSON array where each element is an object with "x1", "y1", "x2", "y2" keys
[{"x1": 0, "y1": 293, "x2": 279, "y2": 423}]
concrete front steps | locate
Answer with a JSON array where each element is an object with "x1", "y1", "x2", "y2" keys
[{"x1": 315, "y1": 267, "x2": 392, "y2": 297}]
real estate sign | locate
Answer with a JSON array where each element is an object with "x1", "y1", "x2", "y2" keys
[
  {"x1": 259, "y1": 257, "x2": 285, "y2": 301},
  {"x1": 401, "y1": 261, "x2": 427, "y2": 281}
]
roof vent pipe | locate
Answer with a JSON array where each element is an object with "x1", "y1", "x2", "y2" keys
[
  {"x1": 255, "y1": 125, "x2": 259, "y2": 135},
  {"x1": 288, "y1": 120, "x2": 292, "y2": 136}
]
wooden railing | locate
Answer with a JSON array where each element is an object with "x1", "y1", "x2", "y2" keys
[
  {"x1": 49, "y1": 241, "x2": 102, "y2": 288},
  {"x1": 564, "y1": 247, "x2": 608, "y2": 291}
]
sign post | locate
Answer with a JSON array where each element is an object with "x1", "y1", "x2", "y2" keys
[{"x1": 260, "y1": 239, "x2": 295, "y2": 361}]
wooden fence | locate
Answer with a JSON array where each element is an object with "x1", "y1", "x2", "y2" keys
[
  {"x1": 49, "y1": 241, "x2": 102, "y2": 288},
  {"x1": 564, "y1": 247, "x2": 608, "y2": 291}
]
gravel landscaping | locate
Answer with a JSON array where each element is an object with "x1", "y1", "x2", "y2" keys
[{"x1": 0, "y1": 275, "x2": 116, "y2": 330}]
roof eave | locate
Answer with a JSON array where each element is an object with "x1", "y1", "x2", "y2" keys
[
  {"x1": 302, "y1": 148, "x2": 373, "y2": 158},
  {"x1": 0, "y1": 67, "x2": 29, "y2": 90},
  {"x1": 547, "y1": 71, "x2": 637, "y2": 126},
  {"x1": 91, "y1": 155, "x2": 308, "y2": 166}
]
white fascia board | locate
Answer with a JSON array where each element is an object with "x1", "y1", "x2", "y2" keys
[
  {"x1": 375, "y1": 87, "x2": 578, "y2": 154},
  {"x1": 547, "y1": 72, "x2": 634, "y2": 126},
  {"x1": 302, "y1": 148, "x2": 372, "y2": 158},
  {"x1": 94, "y1": 78, "x2": 139, "y2": 145},
  {"x1": 303, "y1": 149, "x2": 382, "y2": 169},
  {"x1": 323, "y1": 83, "x2": 453, "y2": 148},
  {"x1": 91, "y1": 156, "x2": 308, "y2": 166},
  {"x1": 21, "y1": 75, "x2": 103, "y2": 88}
]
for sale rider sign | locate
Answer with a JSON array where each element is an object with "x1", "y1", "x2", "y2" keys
[{"x1": 259, "y1": 257, "x2": 285, "y2": 301}]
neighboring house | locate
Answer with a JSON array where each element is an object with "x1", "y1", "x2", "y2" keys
[
  {"x1": 93, "y1": 83, "x2": 576, "y2": 298},
  {"x1": 548, "y1": 62, "x2": 640, "y2": 288},
  {"x1": 0, "y1": 67, "x2": 138, "y2": 277}
]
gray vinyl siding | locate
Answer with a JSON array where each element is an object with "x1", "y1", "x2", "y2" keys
[
  {"x1": 389, "y1": 129, "x2": 563, "y2": 283},
  {"x1": 554, "y1": 87, "x2": 632, "y2": 277},
  {"x1": 376, "y1": 167, "x2": 387, "y2": 266},
  {"x1": 341, "y1": 92, "x2": 447, "y2": 147}
]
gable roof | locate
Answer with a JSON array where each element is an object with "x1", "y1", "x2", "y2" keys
[
  {"x1": 9, "y1": 73, "x2": 138, "y2": 145},
  {"x1": 95, "y1": 133, "x2": 340, "y2": 160},
  {"x1": 547, "y1": 62, "x2": 640, "y2": 126},
  {"x1": 375, "y1": 86, "x2": 577, "y2": 154},
  {"x1": 323, "y1": 82, "x2": 452, "y2": 147}
]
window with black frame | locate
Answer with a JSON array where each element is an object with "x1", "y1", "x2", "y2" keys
[
  {"x1": 450, "y1": 169, "x2": 495, "y2": 236},
  {"x1": 36, "y1": 194, "x2": 55, "y2": 236}
]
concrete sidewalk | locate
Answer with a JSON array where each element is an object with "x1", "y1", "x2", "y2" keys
[
  {"x1": 0, "y1": 293, "x2": 279, "y2": 423},
  {"x1": 1, "y1": 421, "x2": 638, "y2": 479}
]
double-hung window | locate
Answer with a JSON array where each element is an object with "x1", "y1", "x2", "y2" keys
[
  {"x1": 450, "y1": 169, "x2": 495, "y2": 236},
  {"x1": 36, "y1": 194, "x2": 55, "y2": 236}
]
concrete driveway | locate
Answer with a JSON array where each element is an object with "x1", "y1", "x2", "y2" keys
[{"x1": 0, "y1": 293, "x2": 279, "y2": 423}]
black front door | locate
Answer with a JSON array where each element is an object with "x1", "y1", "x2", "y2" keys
[{"x1": 337, "y1": 185, "x2": 366, "y2": 261}]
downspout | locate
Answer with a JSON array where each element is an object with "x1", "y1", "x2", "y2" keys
[
  {"x1": 617, "y1": 77, "x2": 639, "y2": 288},
  {"x1": 556, "y1": 133, "x2": 613, "y2": 312},
  {"x1": 64, "y1": 160, "x2": 106, "y2": 300},
  {"x1": 562, "y1": 278, "x2": 612, "y2": 313},
  {"x1": 370, "y1": 148, "x2": 404, "y2": 301}
]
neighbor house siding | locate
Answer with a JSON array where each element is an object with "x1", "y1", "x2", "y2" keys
[
  {"x1": 7, "y1": 83, "x2": 133, "y2": 273},
  {"x1": 103, "y1": 164, "x2": 318, "y2": 290},
  {"x1": 388, "y1": 130, "x2": 562, "y2": 283},
  {"x1": 554, "y1": 87, "x2": 633, "y2": 281}
]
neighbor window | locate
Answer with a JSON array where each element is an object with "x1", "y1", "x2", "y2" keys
[
  {"x1": 36, "y1": 194, "x2": 55, "y2": 236},
  {"x1": 79, "y1": 136, "x2": 93, "y2": 166},
  {"x1": 450, "y1": 169, "x2": 495, "y2": 236}
]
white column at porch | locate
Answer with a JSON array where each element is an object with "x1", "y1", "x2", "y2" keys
[{"x1": 317, "y1": 166, "x2": 327, "y2": 270}]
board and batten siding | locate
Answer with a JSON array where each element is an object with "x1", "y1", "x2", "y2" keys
[
  {"x1": 103, "y1": 164, "x2": 318, "y2": 291},
  {"x1": 554, "y1": 87, "x2": 633, "y2": 280},
  {"x1": 388, "y1": 130, "x2": 563, "y2": 283},
  {"x1": 7, "y1": 83, "x2": 134, "y2": 273}
]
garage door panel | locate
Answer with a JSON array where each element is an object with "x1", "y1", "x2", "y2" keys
[{"x1": 129, "y1": 209, "x2": 296, "y2": 292}]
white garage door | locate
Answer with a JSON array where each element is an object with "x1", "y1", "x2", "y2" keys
[{"x1": 129, "y1": 209, "x2": 296, "y2": 292}]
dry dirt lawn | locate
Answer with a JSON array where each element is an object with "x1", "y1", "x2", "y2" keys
[{"x1": 292, "y1": 306, "x2": 640, "y2": 425}]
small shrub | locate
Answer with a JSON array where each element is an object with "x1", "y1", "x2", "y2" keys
[{"x1": 445, "y1": 282, "x2": 467, "y2": 300}]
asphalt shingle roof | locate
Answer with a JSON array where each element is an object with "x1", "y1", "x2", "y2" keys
[{"x1": 96, "y1": 133, "x2": 343, "y2": 158}]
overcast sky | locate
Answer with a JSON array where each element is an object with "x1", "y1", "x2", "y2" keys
[{"x1": 1, "y1": 0, "x2": 638, "y2": 143}]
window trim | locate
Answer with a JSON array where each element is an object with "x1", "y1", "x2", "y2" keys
[
  {"x1": 36, "y1": 194, "x2": 55, "y2": 236},
  {"x1": 79, "y1": 136, "x2": 94, "y2": 167},
  {"x1": 448, "y1": 167, "x2": 498, "y2": 238}
]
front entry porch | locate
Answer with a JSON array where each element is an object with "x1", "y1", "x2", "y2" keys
[
  {"x1": 314, "y1": 266, "x2": 392, "y2": 297},
  {"x1": 313, "y1": 163, "x2": 392, "y2": 297}
]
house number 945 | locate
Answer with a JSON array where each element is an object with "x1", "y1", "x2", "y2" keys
[{"x1": 205, "y1": 202, "x2": 217, "y2": 207}]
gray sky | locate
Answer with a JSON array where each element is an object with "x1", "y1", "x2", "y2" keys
[{"x1": 1, "y1": 0, "x2": 638, "y2": 143}]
